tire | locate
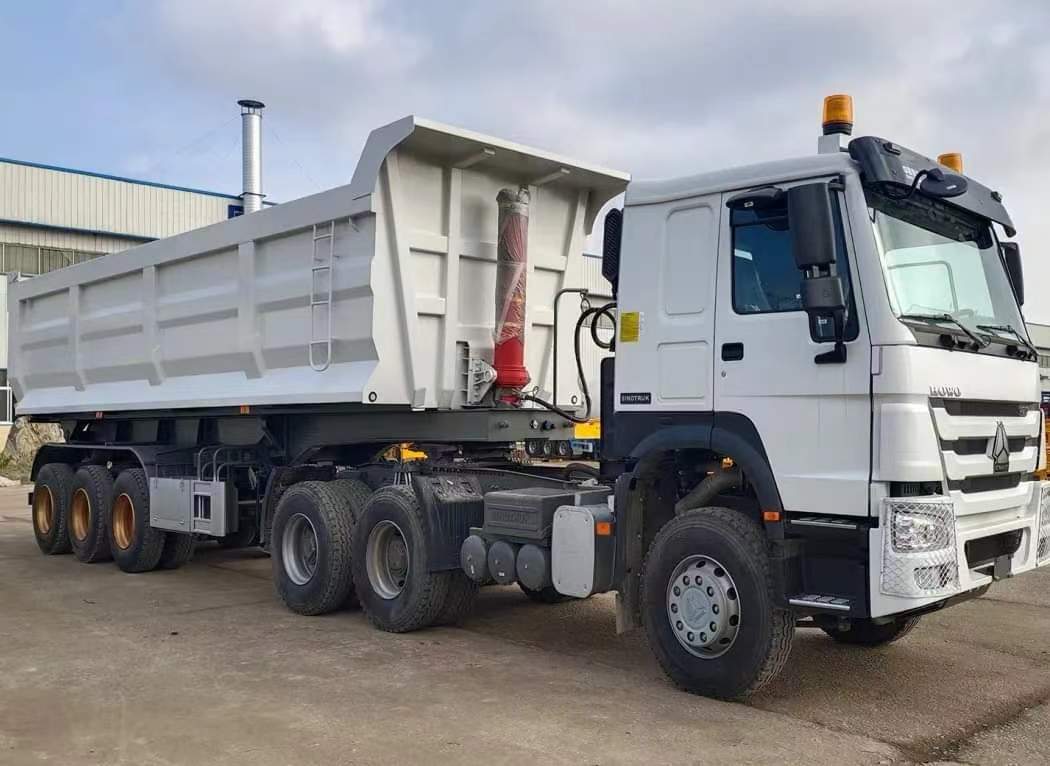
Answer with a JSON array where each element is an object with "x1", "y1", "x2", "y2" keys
[
  {"x1": 271, "y1": 481, "x2": 355, "y2": 616},
  {"x1": 328, "y1": 478, "x2": 372, "y2": 607},
  {"x1": 109, "y1": 468, "x2": 166, "y2": 573},
  {"x1": 219, "y1": 510, "x2": 259, "y2": 549},
  {"x1": 519, "y1": 583, "x2": 571, "y2": 604},
  {"x1": 820, "y1": 616, "x2": 921, "y2": 647},
  {"x1": 434, "y1": 571, "x2": 479, "y2": 626},
  {"x1": 159, "y1": 533, "x2": 196, "y2": 570},
  {"x1": 69, "y1": 465, "x2": 114, "y2": 563},
  {"x1": 641, "y1": 507, "x2": 794, "y2": 700},
  {"x1": 352, "y1": 485, "x2": 450, "y2": 633},
  {"x1": 32, "y1": 463, "x2": 75, "y2": 555}
]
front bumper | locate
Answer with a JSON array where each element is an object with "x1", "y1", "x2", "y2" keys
[{"x1": 869, "y1": 481, "x2": 1050, "y2": 618}]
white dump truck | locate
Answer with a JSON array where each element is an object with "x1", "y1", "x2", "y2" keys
[{"x1": 14, "y1": 96, "x2": 1050, "y2": 699}]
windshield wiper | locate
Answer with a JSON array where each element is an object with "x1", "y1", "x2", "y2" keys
[
  {"x1": 976, "y1": 323, "x2": 1038, "y2": 360},
  {"x1": 898, "y1": 313, "x2": 990, "y2": 348}
]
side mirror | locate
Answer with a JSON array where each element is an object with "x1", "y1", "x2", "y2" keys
[
  {"x1": 788, "y1": 182, "x2": 837, "y2": 269},
  {"x1": 1001, "y1": 241, "x2": 1024, "y2": 307},
  {"x1": 788, "y1": 182, "x2": 847, "y2": 363}
]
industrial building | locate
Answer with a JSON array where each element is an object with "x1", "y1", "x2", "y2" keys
[{"x1": 0, "y1": 157, "x2": 246, "y2": 427}]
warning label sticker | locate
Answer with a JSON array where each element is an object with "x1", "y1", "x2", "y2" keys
[{"x1": 619, "y1": 311, "x2": 641, "y2": 343}]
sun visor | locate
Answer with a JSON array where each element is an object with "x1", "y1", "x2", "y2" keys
[{"x1": 849, "y1": 136, "x2": 1015, "y2": 236}]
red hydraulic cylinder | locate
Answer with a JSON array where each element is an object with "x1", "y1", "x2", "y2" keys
[{"x1": 493, "y1": 186, "x2": 531, "y2": 394}]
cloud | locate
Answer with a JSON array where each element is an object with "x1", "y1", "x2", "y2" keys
[{"x1": 83, "y1": 0, "x2": 1050, "y2": 320}]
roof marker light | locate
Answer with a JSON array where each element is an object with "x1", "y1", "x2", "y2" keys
[
  {"x1": 938, "y1": 152, "x2": 963, "y2": 173},
  {"x1": 822, "y1": 94, "x2": 854, "y2": 136}
]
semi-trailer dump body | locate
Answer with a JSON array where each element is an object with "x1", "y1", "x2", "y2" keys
[
  {"x1": 10, "y1": 116, "x2": 628, "y2": 416},
  {"x1": 17, "y1": 98, "x2": 1050, "y2": 701}
]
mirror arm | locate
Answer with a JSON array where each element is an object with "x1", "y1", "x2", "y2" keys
[{"x1": 814, "y1": 310, "x2": 848, "y2": 364}]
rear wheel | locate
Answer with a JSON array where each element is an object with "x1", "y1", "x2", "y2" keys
[
  {"x1": 32, "y1": 463, "x2": 74, "y2": 555},
  {"x1": 329, "y1": 478, "x2": 372, "y2": 607},
  {"x1": 109, "y1": 469, "x2": 166, "y2": 573},
  {"x1": 159, "y1": 533, "x2": 196, "y2": 570},
  {"x1": 271, "y1": 481, "x2": 354, "y2": 615},
  {"x1": 819, "y1": 616, "x2": 921, "y2": 646},
  {"x1": 641, "y1": 507, "x2": 794, "y2": 700},
  {"x1": 434, "y1": 571, "x2": 479, "y2": 625},
  {"x1": 69, "y1": 465, "x2": 114, "y2": 563},
  {"x1": 352, "y1": 486, "x2": 450, "y2": 633}
]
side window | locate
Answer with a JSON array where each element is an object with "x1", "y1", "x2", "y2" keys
[{"x1": 730, "y1": 192, "x2": 858, "y2": 339}]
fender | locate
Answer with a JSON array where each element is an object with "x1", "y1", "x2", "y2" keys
[
  {"x1": 612, "y1": 410, "x2": 784, "y2": 513},
  {"x1": 30, "y1": 443, "x2": 159, "y2": 481}
]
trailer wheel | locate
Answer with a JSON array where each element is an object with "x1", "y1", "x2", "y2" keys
[
  {"x1": 352, "y1": 485, "x2": 450, "y2": 633},
  {"x1": 158, "y1": 533, "x2": 196, "y2": 570},
  {"x1": 271, "y1": 481, "x2": 355, "y2": 615},
  {"x1": 329, "y1": 478, "x2": 372, "y2": 607},
  {"x1": 641, "y1": 507, "x2": 794, "y2": 700},
  {"x1": 32, "y1": 463, "x2": 74, "y2": 555},
  {"x1": 109, "y1": 469, "x2": 166, "y2": 573},
  {"x1": 819, "y1": 616, "x2": 921, "y2": 647},
  {"x1": 519, "y1": 583, "x2": 571, "y2": 604},
  {"x1": 69, "y1": 465, "x2": 114, "y2": 563},
  {"x1": 434, "y1": 572, "x2": 479, "y2": 626}
]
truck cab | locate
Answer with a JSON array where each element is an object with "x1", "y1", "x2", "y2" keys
[{"x1": 602, "y1": 95, "x2": 1048, "y2": 695}]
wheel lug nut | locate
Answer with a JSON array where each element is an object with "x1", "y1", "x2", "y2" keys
[
  {"x1": 676, "y1": 621, "x2": 684, "y2": 630},
  {"x1": 673, "y1": 586, "x2": 681, "y2": 596},
  {"x1": 670, "y1": 603, "x2": 678, "y2": 613},
  {"x1": 710, "y1": 621, "x2": 717, "y2": 632},
  {"x1": 712, "y1": 604, "x2": 719, "y2": 614},
  {"x1": 687, "y1": 632, "x2": 694, "y2": 642},
  {"x1": 683, "y1": 575, "x2": 690, "y2": 585},
  {"x1": 699, "y1": 632, "x2": 707, "y2": 642},
  {"x1": 706, "y1": 586, "x2": 714, "y2": 597}
]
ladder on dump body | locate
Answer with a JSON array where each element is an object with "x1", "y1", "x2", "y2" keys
[{"x1": 309, "y1": 221, "x2": 335, "y2": 372}]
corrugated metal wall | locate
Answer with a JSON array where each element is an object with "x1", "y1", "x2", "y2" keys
[
  {"x1": 0, "y1": 222, "x2": 141, "y2": 256},
  {"x1": 0, "y1": 160, "x2": 237, "y2": 242}
]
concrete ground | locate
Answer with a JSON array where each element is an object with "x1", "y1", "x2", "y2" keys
[{"x1": 1, "y1": 485, "x2": 1048, "y2": 765}]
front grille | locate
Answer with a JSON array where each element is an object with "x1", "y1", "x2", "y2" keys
[
  {"x1": 941, "y1": 437, "x2": 1036, "y2": 456},
  {"x1": 946, "y1": 473, "x2": 1023, "y2": 494},
  {"x1": 930, "y1": 398, "x2": 1040, "y2": 496},
  {"x1": 933, "y1": 399, "x2": 1038, "y2": 418}
]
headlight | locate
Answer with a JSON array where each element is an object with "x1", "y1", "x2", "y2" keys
[
  {"x1": 890, "y1": 505, "x2": 954, "y2": 552},
  {"x1": 881, "y1": 498, "x2": 959, "y2": 598}
]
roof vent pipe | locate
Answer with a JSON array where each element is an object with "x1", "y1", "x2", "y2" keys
[{"x1": 238, "y1": 99, "x2": 265, "y2": 213}]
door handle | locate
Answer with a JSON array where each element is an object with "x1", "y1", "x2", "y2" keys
[{"x1": 721, "y1": 342, "x2": 744, "y2": 361}]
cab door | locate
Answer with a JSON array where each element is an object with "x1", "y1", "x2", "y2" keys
[{"x1": 713, "y1": 180, "x2": 871, "y2": 517}]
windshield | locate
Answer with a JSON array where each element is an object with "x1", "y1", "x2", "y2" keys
[{"x1": 867, "y1": 193, "x2": 1025, "y2": 335}]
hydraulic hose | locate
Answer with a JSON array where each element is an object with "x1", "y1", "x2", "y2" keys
[{"x1": 521, "y1": 301, "x2": 616, "y2": 425}]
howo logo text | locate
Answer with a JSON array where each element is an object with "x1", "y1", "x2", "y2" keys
[{"x1": 929, "y1": 385, "x2": 962, "y2": 398}]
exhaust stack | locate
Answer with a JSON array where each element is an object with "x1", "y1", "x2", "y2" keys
[
  {"x1": 238, "y1": 99, "x2": 265, "y2": 213},
  {"x1": 493, "y1": 186, "x2": 531, "y2": 398}
]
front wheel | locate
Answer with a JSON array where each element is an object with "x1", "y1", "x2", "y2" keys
[
  {"x1": 819, "y1": 616, "x2": 920, "y2": 647},
  {"x1": 641, "y1": 507, "x2": 793, "y2": 700}
]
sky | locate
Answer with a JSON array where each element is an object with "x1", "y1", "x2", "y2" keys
[{"x1": 3, "y1": 0, "x2": 1050, "y2": 320}]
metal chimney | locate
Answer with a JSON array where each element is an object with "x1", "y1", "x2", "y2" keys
[{"x1": 238, "y1": 99, "x2": 265, "y2": 213}]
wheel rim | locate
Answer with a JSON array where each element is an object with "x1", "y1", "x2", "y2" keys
[
  {"x1": 366, "y1": 520, "x2": 409, "y2": 600},
  {"x1": 33, "y1": 486, "x2": 54, "y2": 535},
  {"x1": 71, "y1": 488, "x2": 90, "y2": 542},
  {"x1": 282, "y1": 513, "x2": 319, "y2": 586},
  {"x1": 666, "y1": 555, "x2": 741, "y2": 659},
  {"x1": 112, "y1": 493, "x2": 135, "y2": 550}
]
